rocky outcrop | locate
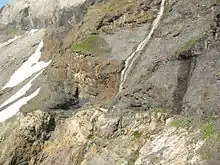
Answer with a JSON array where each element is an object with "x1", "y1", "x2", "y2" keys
[
  {"x1": 0, "y1": 106, "x2": 208, "y2": 165},
  {"x1": 0, "y1": 0, "x2": 103, "y2": 30},
  {"x1": 117, "y1": 0, "x2": 220, "y2": 115},
  {"x1": 0, "y1": 110, "x2": 55, "y2": 165},
  {"x1": 42, "y1": 31, "x2": 123, "y2": 101},
  {"x1": 0, "y1": 0, "x2": 220, "y2": 164},
  {"x1": 20, "y1": 0, "x2": 161, "y2": 111},
  {"x1": 135, "y1": 127, "x2": 206, "y2": 165}
]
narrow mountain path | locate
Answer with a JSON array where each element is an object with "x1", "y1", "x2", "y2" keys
[{"x1": 118, "y1": 0, "x2": 166, "y2": 93}]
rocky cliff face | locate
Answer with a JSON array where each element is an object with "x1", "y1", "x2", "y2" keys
[
  {"x1": 0, "y1": 0, "x2": 104, "y2": 29},
  {"x1": 0, "y1": 0, "x2": 220, "y2": 164}
]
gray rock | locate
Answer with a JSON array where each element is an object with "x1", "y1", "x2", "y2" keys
[
  {"x1": 0, "y1": 0, "x2": 103, "y2": 29},
  {"x1": 0, "y1": 0, "x2": 220, "y2": 164},
  {"x1": 0, "y1": 110, "x2": 55, "y2": 165}
]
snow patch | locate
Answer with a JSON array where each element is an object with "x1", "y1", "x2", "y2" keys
[
  {"x1": 0, "y1": 35, "x2": 21, "y2": 49},
  {"x1": 0, "y1": 70, "x2": 43, "y2": 109},
  {"x1": 2, "y1": 40, "x2": 51, "y2": 90},
  {"x1": 28, "y1": 29, "x2": 39, "y2": 35},
  {"x1": 0, "y1": 88, "x2": 41, "y2": 123}
]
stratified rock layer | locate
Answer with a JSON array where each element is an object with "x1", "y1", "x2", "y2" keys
[{"x1": 0, "y1": 0, "x2": 220, "y2": 164}]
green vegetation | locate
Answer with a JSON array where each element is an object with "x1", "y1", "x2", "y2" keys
[
  {"x1": 87, "y1": 134, "x2": 95, "y2": 140},
  {"x1": 70, "y1": 0, "x2": 156, "y2": 52},
  {"x1": 169, "y1": 117, "x2": 196, "y2": 130},
  {"x1": 103, "y1": 0, "x2": 154, "y2": 23},
  {"x1": 179, "y1": 37, "x2": 201, "y2": 53},
  {"x1": 198, "y1": 121, "x2": 220, "y2": 162},
  {"x1": 200, "y1": 122, "x2": 215, "y2": 140},
  {"x1": 178, "y1": 31, "x2": 207, "y2": 54},
  {"x1": 164, "y1": 1, "x2": 170, "y2": 19},
  {"x1": 200, "y1": 121, "x2": 220, "y2": 141},
  {"x1": 200, "y1": 123, "x2": 220, "y2": 141},
  {"x1": 83, "y1": 0, "x2": 135, "y2": 31},
  {"x1": 102, "y1": 0, "x2": 154, "y2": 25},
  {"x1": 127, "y1": 12, "x2": 154, "y2": 24},
  {"x1": 77, "y1": 0, "x2": 155, "y2": 36},
  {"x1": 132, "y1": 131, "x2": 142, "y2": 138},
  {"x1": 151, "y1": 107, "x2": 169, "y2": 114},
  {"x1": 72, "y1": 35, "x2": 111, "y2": 56},
  {"x1": 169, "y1": 116, "x2": 220, "y2": 141},
  {"x1": 104, "y1": 0, "x2": 134, "y2": 12}
]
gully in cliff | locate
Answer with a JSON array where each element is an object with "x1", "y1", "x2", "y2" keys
[{"x1": 118, "y1": 0, "x2": 166, "y2": 94}]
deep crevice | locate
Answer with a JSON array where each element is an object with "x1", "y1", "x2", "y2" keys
[{"x1": 172, "y1": 55, "x2": 197, "y2": 115}]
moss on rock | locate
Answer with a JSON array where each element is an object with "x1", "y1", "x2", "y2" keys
[
  {"x1": 178, "y1": 31, "x2": 207, "y2": 54},
  {"x1": 169, "y1": 116, "x2": 220, "y2": 142},
  {"x1": 200, "y1": 122, "x2": 215, "y2": 140},
  {"x1": 169, "y1": 117, "x2": 195, "y2": 129},
  {"x1": 132, "y1": 131, "x2": 142, "y2": 138},
  {"x1": 72, "y1": 35, "x2": 111, "y2": 56},
  {"x1": 163, "y1": 0, "x2": 170, "y2": 19},
  {"x1": 103, "y1": 0, "x2": 135, "y2": 13},
  {"x1": 179, "y1": 37, "x2": 201, "y2": 53},
  {"x1": 126, "y1": 11, "x2": 154, "y2": 24},
  {"x1": 68, "y1": 0, "x2": 157, "y2": 45}
]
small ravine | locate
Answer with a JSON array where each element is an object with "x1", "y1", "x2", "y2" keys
[{"x1": 118, "y1": 0, "x2": 166, "y2": 93}]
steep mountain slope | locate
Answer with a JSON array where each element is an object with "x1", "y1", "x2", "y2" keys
[{"x1": 0, "y1": 0, "x2": 220, "y2": 164}]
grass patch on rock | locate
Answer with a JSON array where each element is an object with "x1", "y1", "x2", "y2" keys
[
  {"x1": 163, "y1": 0, "x2": 170, "y2": 19},
  {"x1": 72, "y1": 0, "x2": 156, "y2": 39},
  {"x1": 179, "y1": 37, "x2": 201, "y2": 53},
  {"x1": 169, "y1": 116, "x2": 220, "y2": 141},
  {"x1": 169, "y1": 117, "x2": 196, "y2": 130},
  {"x1": 104, "y1": 0, "x2": 135, "y2": 13},
  {"x1": 72, "y1": 35, "x2": 111, "y2": 56},
  {"x1": 198, "y1": 121, "x2": 220, "y2": 163},
  {"x1": 200, "y1": 122, "x2": 215, "y2": 140},
  {"x1": 178, "y1": 31, "x2": 207, "y2": 54},
  {"x1": 132, "y1": 131, "x2": 142, "y2": 138},
  {"x1": 126, "y1": 12, "x2": 154, "y2": 24}
]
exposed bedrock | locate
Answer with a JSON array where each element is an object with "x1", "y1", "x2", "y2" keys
[{"x1": 0, "y1": 0, "x2": 220, "y2": 164}]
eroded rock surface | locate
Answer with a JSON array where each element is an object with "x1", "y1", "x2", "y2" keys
[
  {"x1": 0, "y1": 0, "x2": 220, "y2": 164},
  {"x1": 0, "y1": 0, "x2": 103, "y2": 29}
]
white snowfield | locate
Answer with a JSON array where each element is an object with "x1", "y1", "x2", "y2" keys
[
  {"x1": 0, "y1": 88, "x2": 41, "y2": 122},
  {"x1": 2, "y1": 40, "x2": 52, "y2": 90},
  {"x1": 27, "y1": 29, "x2": 39, "y2": 35},
  {"x1": 0, "y1": 35, "x2": 21, "y2": 49},
  {"x1": 0, "y1": 32, "x2": 52, "y2": 123},
  {"x1": 0, "y1": 70, "x2": 44, "y2": 109}
]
